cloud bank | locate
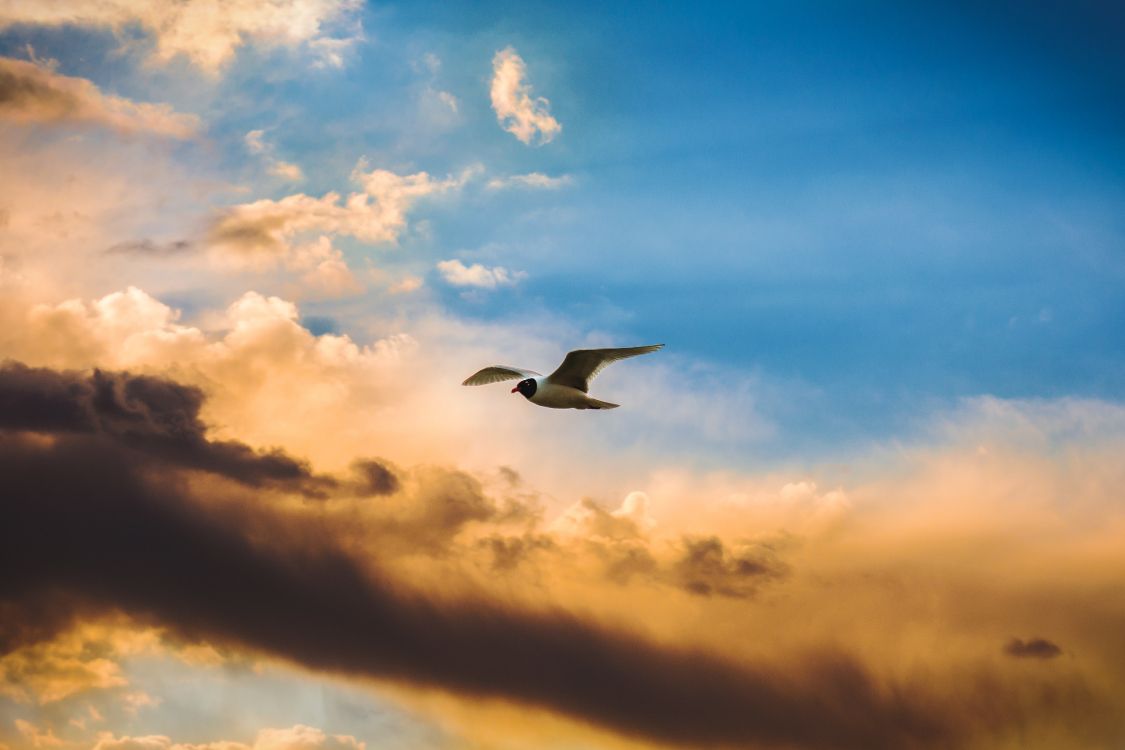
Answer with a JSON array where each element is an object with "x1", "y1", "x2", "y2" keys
[{"x1": 0, "y1": 361, "x2": 999, "y2": 750}]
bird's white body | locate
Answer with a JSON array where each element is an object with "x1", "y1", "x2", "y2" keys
[{"x1": 525, "y1": 379, "x2": 617, "y2": 410}]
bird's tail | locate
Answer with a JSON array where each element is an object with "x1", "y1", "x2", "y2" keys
[{"x1": 584, "y1": 397, "x2": 619, "y2": 410}]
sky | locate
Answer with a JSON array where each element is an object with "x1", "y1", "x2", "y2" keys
[{"x1": 0, "y1": 2, "x2": 1123, "y2": 749}]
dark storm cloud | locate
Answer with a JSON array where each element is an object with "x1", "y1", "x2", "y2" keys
[
  {"x1": 349, "y1": 459, "x2": 400, "y2": 496},
  {"x1": 672, "y1": 535, "x2": 788, "y2": 599},
  {"x1": 477, "y1": 533, "x2": 555, "y2": 572},
  {"x1": 0, "y1": 362, "x2": 1062, "y2": 749},
  {"x1": 0, "y1": 362, "x2": 334, "y2": 496},
  {"x1": 1004, "y1": 638, "x2": 1063, "y2": 660}
]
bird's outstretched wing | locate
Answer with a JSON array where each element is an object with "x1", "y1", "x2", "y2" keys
[
  {"x1": 547, "y1": 344, "x2": 663, "y2": 392},
  {"x1": 461, "y1": 366, "x2": 541, "y2": 386}
]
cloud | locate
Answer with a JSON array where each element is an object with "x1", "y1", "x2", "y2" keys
[
  {"x1": 287, "y1": 236, "x2": 362, "y2": 298},
  {"x1": 209, "y1": 165, "x2": 470, "y2": 265},
  {"x1": 244, "y1": 130, "x2": 304, "y2": 182},
  {"x1": 14, "y1": 720, "x2": 63, "y2": 749},
  {"x1": 486, "y1": 173, "x2": 573, "y2": 190},
  {"x1": 387, "y1": 275, "x2": 423, "y2": 294},
  {"x1": 0, "y1": 286, "x2": 424, "y2": 470},
  {"x1": 0, "y1": 631, "x2": 126, "y2": 703},
  {"x1": 0, "y1": 362, "x2": 336, "y2": 497},
  {"x1": 103, "y1": 239, "x2": 195, "y2": 257},
  {"x1": 670, "y1": 535, "x2": 788, "y2": 598},
  {"x1": 0, "y1": 56, "x2": 199, "y2": 137},
  {"x1": 0, "y1": 362, "x2": 975, "y2": 750},
  {"x1": 92, "y1": 725, "x2": 364, "y2": 750},
  {"x1": 436, "y1": 259, "x2": 525, "y2": 289},
  {"x1": 350, "y1": 459, "x2": 400, "y2": 496},
  {"x1": 0, "y1": 0, "x2": 363, "y2": 73},
  {"x1": 1004, "y1": 638, "x2": 1063, "y2": 660},
  {"x1": 490, "y1": 48, "x2": 561, "y2": 145}
]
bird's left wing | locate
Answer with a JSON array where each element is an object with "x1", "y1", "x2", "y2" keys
[
  {"x1": 461, "y1": 366, "x2": 541, "y2": 386},
  {"x1": 547, "y1": 344, "x2": 663, "y2": 392}
]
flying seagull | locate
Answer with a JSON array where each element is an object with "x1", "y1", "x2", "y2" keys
[{"x1": 462, "y1": 344, "x2": 664, "y2": 410}]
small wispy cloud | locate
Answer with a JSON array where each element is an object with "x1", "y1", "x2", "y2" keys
[
  {"x1": 490, "y1": 47, "x2": 561, "y2": 145},
  {"x1": 436, "y1": 259, "x2": 525, "y2": 289},
  {"x1": 244, "y1": 129, "x2": 304, "y2": 182},
  {"x1": 487, "y1": 172, "x2": 574, "y2": 190}
]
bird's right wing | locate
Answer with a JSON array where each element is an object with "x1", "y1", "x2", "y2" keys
[
  {"x1": 461, "y1": 366, "x2": 541, "y2": 386},
  {"x1": 548, "y1": 344, "x2": 664, "y2": 392}
]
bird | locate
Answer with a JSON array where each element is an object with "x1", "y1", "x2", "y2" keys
[{"x1": 461, "y1": 344, "x2": 663, "y2": 410}]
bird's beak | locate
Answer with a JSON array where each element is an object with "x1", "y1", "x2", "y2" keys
[{"x1": 510, "y1": 386, "x2": 519, "y2": 393}]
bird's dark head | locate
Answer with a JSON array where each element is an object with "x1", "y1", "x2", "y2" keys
[{"x1": 511, "y1": 378, "x2": 537, "y2": 399}]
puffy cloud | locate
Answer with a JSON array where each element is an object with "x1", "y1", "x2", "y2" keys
[
  {"x1": 0, "y1": 635, "x2": 125, "y2": 703},
  {"x1": 0, "y1": 0, "x2": 363, "y2": 73},
  {"x1": 670, "y1": 535, "x2": 788, "y2": 598},
  {"x1": 436, "y1": 259, "x2": 525, "y2": 289},
  {"x1": 486, "y1": 172, "x2": 573, "y2": 190},
  {"x1": 490, "y1": 48, "x2": 561, "y2": 145},
  {"x1": 287, "y1": 236, "x2": 362, "y2": 298},
  {"x1": 208, "y1": 165, "x2": 470, "y2": 267},
  {"x1": 0, "y1": 56, "x2": 199, "y2": 137},
  {"x1": 0, "y1": 286, "x2": 425, "y2": 469},
  {"x1": 550, "y1": 494, "x2": 651, "y2": 541}
]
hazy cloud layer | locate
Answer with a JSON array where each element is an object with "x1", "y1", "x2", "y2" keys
[
  {"x1": 0, "y1": 57, "x2": 199, "y2": 137},
  {"x1": 0, "y1": 0, "x2": 363, "y2": 72},
  {"x1": 490, "y1": 48, "x2": 561, "y2": 145}
]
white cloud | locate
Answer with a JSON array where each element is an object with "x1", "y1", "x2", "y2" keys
[
  {"x1": 270, "y1": 160, "x2": 304, "y2": 181},
  {"x1": 549, "y1": 493, "x2": 654, "y2": 540},
  {"x1": 0, "y1": 0, "x2": 363, "y2": 73},
  {"x1": 436, "y1": 90, "x2": 459, "y2": 113},
  {"x1": 436, "y1": 259, "x2": 525, "y2": 289},
  {"x1": 486, "y1": 172, "x2": 573, "y2": 190},
  {"x1": 490, "y1": 47, "x2": 561, "y2": 145},
  {"x1": 388, "y1": 275, "x2": 423, "y2": 294},
  {"x1": 210, "y1": 165, "x2": 472, "y2": 264},
  {"x1": 288, "y1": 236, "x2": 362, "y2": 298},
  {"x1": 0, "y1": 56, "x2": 200, "y2": 138},
  {"x1": 244, "y1": 129, "x2": 304, "y2": 182}
]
